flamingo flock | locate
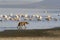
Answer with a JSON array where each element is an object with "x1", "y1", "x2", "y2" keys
[{"x1": 0, "y1": 14, "x2": 60, "y2": 21}]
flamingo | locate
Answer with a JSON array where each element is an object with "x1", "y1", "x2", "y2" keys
[
  {"x1": 9, "y1": 14, "x2": 13, "y2": 17},
  {"x1": 24, "y1": 14, "x2": 29, "y2": 18},
  {"x1": 35, "y1": 14, "x2": 40, "y2": 18},
  {"x1": 45, "y1": 15, "x2": 52, "y2": 21},
  {"x1": 20, "y1": 14, "x2": 25, "y2": 17},
  {"x1": 37, "y1": 16, "x2": 42, "y2": 21},
  {"x1": 0, "y1": 15, "x2": 8, "y2": 21},
  {"x1": 24, "y1": 14, "x2": 30, "y2": 20},
  {"x1": 30, "y1": 15, "x2": 36, "y2": 21},
  {"x1": 12, "y1": 14, "x2": 20, "y2": 21}
]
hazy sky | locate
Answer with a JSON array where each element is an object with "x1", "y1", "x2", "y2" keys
[
  {"x1": 0, "y1": 0, "x2": 60, "y2": 8},
  {"x1": 0, "y1": 0, "x2": 43, "y2": 5},
  {"x1": 0, "y1": 0, "x2": 43, "y2": 2}
]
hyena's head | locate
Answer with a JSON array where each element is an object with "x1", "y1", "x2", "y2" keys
[{"x1": 25, "y1": 22, "x2": 29, "y2": 24}]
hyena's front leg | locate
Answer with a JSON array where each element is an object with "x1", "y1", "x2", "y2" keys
[
  {"x1": 17, "y1": 26, "x2": 22, "y2": 30},
  {"x1": 17, "y1": 26, "x2": 23, "y2": 32}
]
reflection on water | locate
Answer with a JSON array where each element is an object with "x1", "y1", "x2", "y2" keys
[
  {"x1": 0, "y1": 8, "x2": 60, "y2": 31},
  {"x1": 0, "y1": 20, "x2": 60, "y2": 31}
]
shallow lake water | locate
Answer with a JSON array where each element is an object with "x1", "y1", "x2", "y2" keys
[{"x1": 0, "y1": 8, "x2": 60, "y2": 31}]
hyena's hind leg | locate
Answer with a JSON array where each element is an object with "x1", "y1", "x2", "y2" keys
[{"x1": 23, "y1": 25, "x2": 27, "y2": 30}]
